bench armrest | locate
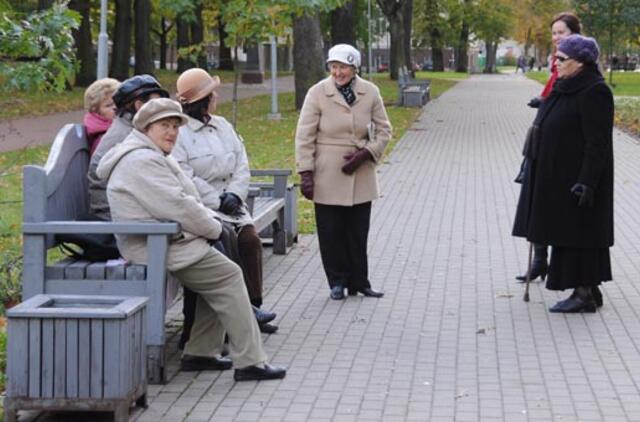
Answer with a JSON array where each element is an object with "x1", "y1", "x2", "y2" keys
[{"x1": 23, "y1": 221, "x2": 181, "y2": 235}]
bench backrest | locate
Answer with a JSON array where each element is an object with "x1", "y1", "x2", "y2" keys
[{"x1": 23, "y1": 124, "x2": 89, "y2": 248}]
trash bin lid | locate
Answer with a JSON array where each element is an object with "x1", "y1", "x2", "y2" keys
[{"x1": 7, "y1": 294, "x2": 148, "y2": 319}]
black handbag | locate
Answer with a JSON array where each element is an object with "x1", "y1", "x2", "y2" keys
[{"x1": 55, "y1": 213, "x2": 120, "y2": 261}]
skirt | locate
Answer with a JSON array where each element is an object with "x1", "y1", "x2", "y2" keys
[{"x1": 546, "y1": 246, "x2": 612, "y2": 291}]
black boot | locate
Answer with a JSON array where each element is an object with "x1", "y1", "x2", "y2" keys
[
  {"x1": 549, "y1": 287, "x2": 596, "y2": 313},
  {"x1": 591, "y1": 286, "x2": 603, "y2": 308},
  {"x1": 516, "y1": 244, "x2": 549, "y2": 282}
]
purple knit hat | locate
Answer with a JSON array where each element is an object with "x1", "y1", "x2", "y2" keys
[{"x1": 557, "y1": 34, "x2": 600, "y2": 64}]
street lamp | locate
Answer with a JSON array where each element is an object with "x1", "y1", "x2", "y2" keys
[
  {"x1": 267, "y1": 35, "x2": 281, "y2": 120},
  {"x1": 97, "y1": 0, "x2": 109, "y2": 79}
]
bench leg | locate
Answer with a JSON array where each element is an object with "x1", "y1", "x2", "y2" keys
[
  {"x1": 136, "y1": 393, "x2": 148, "y2": 409},
  {"x1": 146, "y1": 345, "x2": 165, "y2": 384},
  {"x1": 114, "y1": 401, "x2": 130, "y2": 422},
  {"x1": 272, "y1": 208, "x2": 287, "y2": 255}
]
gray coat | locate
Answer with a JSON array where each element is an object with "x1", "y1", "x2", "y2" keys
[
  {"x1": 96, "y1": 129, "x2": 222, "y2": 271},
  {"x1": 88, "y1": 114, "x2": 134, "y2": 220}
]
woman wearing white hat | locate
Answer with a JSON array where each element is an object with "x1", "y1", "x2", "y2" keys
[{"x1": 295, "y1": 44, "x2": 392, "y2": 300}]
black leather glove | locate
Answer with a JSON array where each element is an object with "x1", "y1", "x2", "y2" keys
[
  {"x1": 570, "y1": 183, "x2": 595, "y2": 208},
  {"x1": 219, "y1": 192, "x2": 244, "y2": 216},
  {"x1": 527, "y1": 97, "x2": 542, "y2": 108},
  {"x1": 341, "y1": 148, "x2": 372, "y2": 175},
  {"x1": 299, "y1": 171, "x2": 314, "y2": 200}
]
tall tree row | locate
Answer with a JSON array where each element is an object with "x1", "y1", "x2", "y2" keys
[{"x1": 377, "y1": 0, "x2": 406, "y2": 79}]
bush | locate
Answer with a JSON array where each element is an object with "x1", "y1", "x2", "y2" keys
[{"x1": 0, "y1": 3, "x2": 80, "y2": 93}]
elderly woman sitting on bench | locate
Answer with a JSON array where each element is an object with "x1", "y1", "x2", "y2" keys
[{"x1": 96, "y1": 98, "x2": 286, "y2": 381}]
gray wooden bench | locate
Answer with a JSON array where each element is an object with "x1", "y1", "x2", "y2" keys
[
  {"x1": 248, "y1": 169, "x2": 297, "y2": 254},
  {"x1": 21, "y1": 123, "x2": 297, "y2": 385},
  {"x1": 22, "y1": 124, "x2": 178, "y2": 384},
  {"x1": 398, "y1": 66, "x2": 431, "y2": 107}
]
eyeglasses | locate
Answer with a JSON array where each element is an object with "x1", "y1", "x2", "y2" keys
[{"x1": 555, "y1": 55, "x2": 571, "y2": 63}]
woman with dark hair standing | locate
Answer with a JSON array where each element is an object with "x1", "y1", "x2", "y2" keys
[
  {"x1": 515, "y1": 35, "x2": 614, "y2": 312},
  {"x1": 172, "y1": 68, "x2": 278, "y2": 336},
  {"x1": 514, "y1": 12, "x2": 582, "y2": 283}
]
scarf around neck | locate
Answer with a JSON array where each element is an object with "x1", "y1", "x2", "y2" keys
[{"x1": 336, "y1": 78, "x2": 356, "y2": 106}]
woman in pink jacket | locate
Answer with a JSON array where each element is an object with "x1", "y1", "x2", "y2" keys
[{"x1": 83, "y1": 78, "x2": 120, "y2": 156}]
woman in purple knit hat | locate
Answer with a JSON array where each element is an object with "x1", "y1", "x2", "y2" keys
[{"x1": 513, "y1": 34, "x2": 614, "y2": 312}]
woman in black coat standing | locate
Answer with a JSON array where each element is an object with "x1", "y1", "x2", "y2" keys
[{"x1": 513, "y1": 34, "x2": 614, "y2": 312}]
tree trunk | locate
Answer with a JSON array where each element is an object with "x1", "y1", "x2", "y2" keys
[
  {"x1": 377, "y1": 0, "x2": 405, "y2": 80},
  {"x1": 110, "y1": 0, "x2": 132, "y2": 81},
  {"x1": 68, "y1": 0, "x2": 95, "y2": 86},
  {"x1": 432, "y1": 45, "x2": 444, "y2": 71},
  {"x1": 293, "y1": 13, "x2": 326, "y2": 110},
  {"x1": 484, "y1": 41, "x2": 497, "y2": 73},
  {"x1": 218, "y1": 16, "x2": 233, "y2": 70},
  {"x1": 158, "y1": 17, "x2": 168, "y2": 70},
  {"x1": 176, "y1": 16, "x2": 192, "y2": 73},
  {"x1": 38, "y1": 0, "x2": 53, "y2": 9},
  {"x1": 403, "y1": 0, "x2": 413, "y2": 74},
  {"x1": 330, "y1": 1, "x2": 356, "y2": 46},
  {"x1": 190, "y1": 2, "x2": 207, "y2": 69},
  {"x1": 134, "y1": 0, "x2": 154, "y2": 75},
  {"x1": 454, "y1": 20, "x2": 469, "y2": 73}
]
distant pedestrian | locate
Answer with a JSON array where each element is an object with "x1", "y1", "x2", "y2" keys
[
  {"x1": 528, "y1": 56, "x2": 535, "y2": 71},
  {"x1": 516, "y1": 55, "x2": 527, "y2": 73},
  {"x1": 82, "y1": 78, "x2": 120, "y2": 156},
  {"x1": 514, "y1": 12, "x2": 582, "y2": 284},
  {"x1": 295, "y1": 44, "x2": 391, "y2": 300},
  {"x1": 514, "y1": 35, "x2": 614, "y2": 312}
]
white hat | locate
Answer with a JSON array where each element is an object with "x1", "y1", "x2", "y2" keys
[
  {"x1": 326, "y1": 44, "x2": 361, "y2": 68},
  {"x1": 133, "y1": 98, "x2": 188, "y2": 131}
]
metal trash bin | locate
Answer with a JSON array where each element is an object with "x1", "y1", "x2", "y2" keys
[{"x1": 4, "y1": 294, "x2": 148, "y2": 422}]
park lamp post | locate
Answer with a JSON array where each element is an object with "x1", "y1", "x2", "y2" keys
[
  {"x1": 267, "y1": 35, "x2": 281, "y2": 120},
  {"x1": 368, "y1": 0, "x2": 373, "y2": 79},
  {"x1": 97, "y1": 0, "x2": 109, "y2": 79}
]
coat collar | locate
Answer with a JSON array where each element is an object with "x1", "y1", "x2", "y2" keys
[
  {"x1": 322, "y1": 75, "x2": 368, "y2": 108},
  {"x1": 185, "y1": 114, "x2": 219, "y2": 132},
  {"x1": 553, "y1": 65, "x2": 604, "y2": 95}
]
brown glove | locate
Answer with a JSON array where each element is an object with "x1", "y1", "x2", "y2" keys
[
  {"x1": 341, "y1": 148, "x2": 372, "y2": 175},
  {"x1": 299, "y1": 171, "x2": 314, "y2": 200}
]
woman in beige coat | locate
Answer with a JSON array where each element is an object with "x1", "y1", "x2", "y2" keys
[{"x1": 295, "y1": 44, "x2": 392, "y2": 300}]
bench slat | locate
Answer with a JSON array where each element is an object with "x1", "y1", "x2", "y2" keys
[{"x1": 24, "y1": 221, "x2": 180, "y2": 235}]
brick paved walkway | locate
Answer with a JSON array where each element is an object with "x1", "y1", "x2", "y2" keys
[{"x1": 23, "y1": 74, "x2": 640, "y2": 421}]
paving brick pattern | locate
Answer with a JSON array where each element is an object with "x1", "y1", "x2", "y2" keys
[{"x1": 23, "y1": 74, "x2": 640, "y2": 421}]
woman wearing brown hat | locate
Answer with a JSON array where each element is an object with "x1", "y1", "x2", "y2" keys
[
  {"x1": 513, "y1": 34, "x2": 614, "y2": 312},
  {"x1": 97, "y1": 98, "x2": 285, "y2": 380},
  {"x1": 295, "y1": 44, "x2": 392, "y2": 300},
  {"x1": 171, "y1": 68, "x2": 277, "y2": 334}
]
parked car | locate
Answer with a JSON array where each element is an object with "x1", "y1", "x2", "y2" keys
[
  {"x1": 377, "y1": 62, "x2": 389, "y2": 73},
  {"x1": 421, "y1": 61, "x2": 434, "y2": 71}
]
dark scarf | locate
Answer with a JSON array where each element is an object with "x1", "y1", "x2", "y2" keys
[{"x1": 336, "y1": 78, "x2": 356, "y2": 106}]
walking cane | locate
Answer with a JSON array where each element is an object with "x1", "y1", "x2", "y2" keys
[{"x1": 523, "y1": 242, "x2": 533, "y2": 302}]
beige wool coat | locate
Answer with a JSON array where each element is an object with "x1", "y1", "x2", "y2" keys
[{"x1": 295, "y1": 75, "x2": 392, "y2": 206}]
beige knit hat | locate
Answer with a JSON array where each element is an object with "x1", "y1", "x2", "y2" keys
[
  {"x1": 133, "y1": 98, "x2": 188, "y2": 131},
  {"x1": 176, "y1": 68, "x2": 221, "y2": 104}
]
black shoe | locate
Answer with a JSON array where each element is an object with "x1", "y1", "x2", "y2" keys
[
  {"x1": 549, "y1": 295, "x2": 596, "y2": 313},
  {"x1": 348, "y1": 287, "x2": 384, "y2": 298},
  {"x1": 592, "y1": 286, "x2": 603, "y2": 307},
  {"x1": 234, "y1": 363, "x2": 286, "y2": 381},
  {"x1": 330, "y1": 286, "x2": 345, "y2": 300},
  {"x1": 259, "y1": 323, "x2": 279, "y2": 334},
  {"x1": 178, "y1": 331, "x2": 189, "y2": 350},
  {"x1": 181, "y1": 355, "x2": 232, "y2": 371},
  {"x1": 515, "y1": 263, "x2": 548, "y2": 282},
  {"x1": 253, "y1": 306, "x2": 276, "y2": 325}
]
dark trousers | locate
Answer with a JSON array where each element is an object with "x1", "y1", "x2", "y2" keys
[{"x1": 315, "y1": 202, "x2": 372, "y2": 291}]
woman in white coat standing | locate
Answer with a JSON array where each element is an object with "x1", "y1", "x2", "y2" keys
[
  {"x1": 295, "y1": 44, "x2": 392, "y2": 300},
  {"x1": 172, "y1": 68, "x2": 277, "y2": 334}
]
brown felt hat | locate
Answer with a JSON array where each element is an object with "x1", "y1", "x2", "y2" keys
[
  {"x1": 176, "y1": 68, "x2": 221, "y2": 104},
  {"x1": 133, "y1": 98, "x2": 188, "y2": 131}
]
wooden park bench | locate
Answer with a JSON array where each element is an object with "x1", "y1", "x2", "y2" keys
[
  {"x1": 20, "y1": 123, "x2": 295, "y2": 384},
  {"x1": 397, "y1": 66, "x2": 431, "y2": 107}
]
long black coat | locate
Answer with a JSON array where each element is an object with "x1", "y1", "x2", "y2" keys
[{"x1": 518, "y1": 66, "x2": 614, "y2": 248}]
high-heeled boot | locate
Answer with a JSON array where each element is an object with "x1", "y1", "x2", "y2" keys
[
  {"x1": 549, "y1": 286, "x2": 596, "y2": 313},
  {"x1": 516, "y1": 244, "x2": 548, "y2": 282}
]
